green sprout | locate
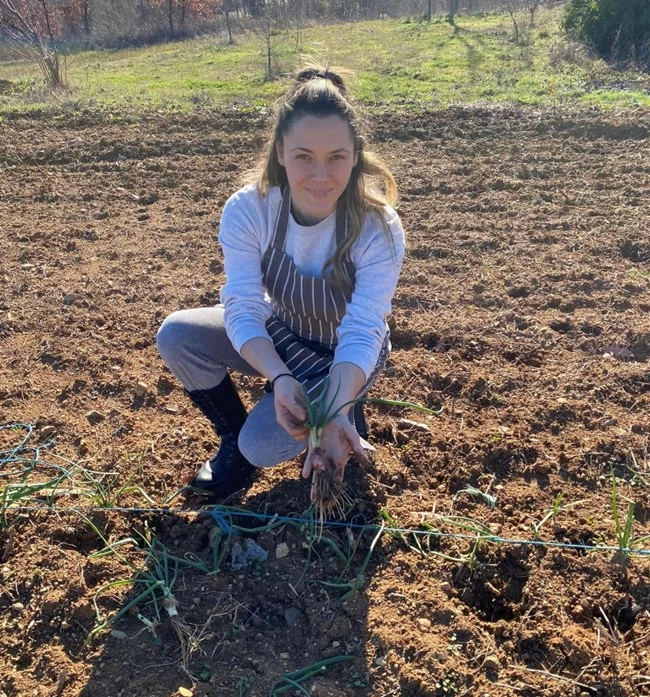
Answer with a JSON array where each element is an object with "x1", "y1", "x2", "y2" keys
[
  {"x1": 302, "y1": 377, "x2": 441, "y2": 449},
  {"x1": 611, "y1": 474, "x2": 650, "y2": 567},
  {"x1": 531, "y1": 493, "x2": 583, "y2": 541},
  {"x1": 302, "y1": 378, "x2": 441, "y2": 524}
]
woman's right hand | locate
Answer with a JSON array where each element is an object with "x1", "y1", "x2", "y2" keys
[{"x1": 273, "y1": 375, "x2": 308, "y2": 440}]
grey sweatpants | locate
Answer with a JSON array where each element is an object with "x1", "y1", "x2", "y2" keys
[{"x1": 157, "y1": 305, "x2": 312, "y2": 468}]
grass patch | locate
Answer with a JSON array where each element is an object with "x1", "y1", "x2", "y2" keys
[{"x1": 0, "y1": 8, "x2": 649, "y2": 113}]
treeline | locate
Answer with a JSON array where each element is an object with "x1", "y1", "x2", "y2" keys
[
  {"x1": 564, "y1": 0, "x2": 649, "y2": 67},
  {"x1": 1, "y1": 0, "x2": 549, "y2": 50}
]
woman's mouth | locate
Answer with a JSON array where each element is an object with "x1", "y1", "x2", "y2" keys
[{"x1": 307, "y1": 188, "x2": 334, "y2": 199}]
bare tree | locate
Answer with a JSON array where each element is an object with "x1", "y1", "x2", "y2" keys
[
  {"x1": 525, "y1": 0, "x2": 544, "y2": 27},
  {"x1": 448, "y1": 0, "x2": 458, "y2": 27},
  {"x1": 292, "y1": 0, "x2": 304, "y2": 48},
  {"x1": 504, "y1": 0, "x2": 544, "y2": 43},
  {"x1": 253, "y1": 14, "x2": 283, "y2": 80},
  {"x1": 0, "y1": 0, "x2": 65, "y2": 87},
  {"x1": 221, "y1": 0, "x2": 235, "y2": 43},
  {"x1": 504, "y1": 0, "x2": 521, "y2": 41},
  {"x1": 81, "y1": 0, "x2": 90, "y2": 38}
]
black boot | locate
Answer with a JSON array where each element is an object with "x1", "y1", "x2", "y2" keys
[
  {"x1": 352, "y1": 401, "x2": 368, "y2": 440},
  {"x1": 186, "y1": 375, "x2": 256, "y2": 497}
]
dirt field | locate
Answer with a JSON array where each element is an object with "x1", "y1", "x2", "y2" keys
[{"x1": 1, "y1": 104, "x2": 649, "y2": 697}]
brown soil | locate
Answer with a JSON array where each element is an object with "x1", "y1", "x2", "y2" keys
[{"x1": 1, "y1": 104, "x2": 649, "y2": 697}]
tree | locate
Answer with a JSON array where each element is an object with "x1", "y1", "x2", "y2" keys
[
  {"x1": 147, "y1": 0, "x2": 223, "y2": 39},
  {"x1": 221, "y1": 0, "x2": 235, "y2": 43},
  {"x1": 254, "y1": 14, "x2": 283, "y2": 80},
  {"x1": 525, "y1": 0, "x2": 544, "y2": 28},
  {"x1": 447, "y1": 0, "x2": 458, "y2": 27},
  {"x1": 564, "y1": 0, "x2": 650, "y2": 66},
  {"x1": 0, "y1": 0, "x2": 65, "y2": 87}
]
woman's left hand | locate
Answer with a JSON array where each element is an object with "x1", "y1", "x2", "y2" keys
[{"x1": 302, "y1": 413, "x2": 372, "y2": 499}]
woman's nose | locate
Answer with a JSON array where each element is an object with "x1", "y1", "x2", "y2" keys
[{"x1": 311, "y1": 161, "x2": 329, "y2": 180}]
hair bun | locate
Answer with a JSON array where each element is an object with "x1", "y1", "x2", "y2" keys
[{"x1": 295, "y1": 68, "x2": 346, "y2": 93}]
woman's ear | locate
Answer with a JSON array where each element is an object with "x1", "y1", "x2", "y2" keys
[
  {"x1": 353, "y1": 151, "x2": 359, "y2": 168},
  {"x1": 276, "y1": 142, "x2": 285, "y2": 167}
]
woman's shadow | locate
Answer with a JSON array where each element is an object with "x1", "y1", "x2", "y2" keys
[{"x1": 75, "y1": 411, "x2": 395, "y2": 697}]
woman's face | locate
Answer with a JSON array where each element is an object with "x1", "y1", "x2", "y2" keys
[{"x1": 277, "y1": 114, "x2": 358, "y2": 226}]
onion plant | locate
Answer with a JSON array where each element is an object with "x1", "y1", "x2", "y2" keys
[{"x1": 302, "y1": 378, "x2": 441, "y2": 524}]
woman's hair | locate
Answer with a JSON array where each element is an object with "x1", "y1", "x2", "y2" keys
[{"x1": 248, "y1": 66, "x2": 399, "y2": 291}]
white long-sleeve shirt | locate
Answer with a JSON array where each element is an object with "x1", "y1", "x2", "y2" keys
[{"x1": 219, "y1": 184, "x2": 405, "y2": 379}]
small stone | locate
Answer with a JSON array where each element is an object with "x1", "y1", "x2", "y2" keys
[
  {"x1": 85, "y1": 410, "x2": 105, "y2": 425},
  {"x1": 12, "y1": 602, "x2": 25, "y2": 612},
  {"x1": 135, "y1": 382, "x2": 148, "y2": 399},
  {"x1": 110, "y1": 630, "x2": 128, "y2": 640},
  {"x1": 398, "y1": 418, "x2": 431, "y2": 433},
  {"x1": 40, "y1": 426, "x2": 56, "y2": 439},
  {"x1": 178, "y1": 688, "x2": 193, "y2": 697},
  {"x1": 374, "y1": 655, "x2": 386, "y2": 667},
  {"x1": 164, "y1": 404, "x2": 179, "y2": 414},
  {"x1": 63, "y1": 293, "x2": 78, "y2": 305},
  {"x1": 483, "y1": 655, "x2": 500, "y2": 671},
  {"x1": 440, "y1": 582, "x2": 453, "y2": 597},
  {"x1": 276, "y1": 542, "x2": 289, "y2": 559},
  {"x1": 284, "y1": 607, "x2": 303, "y2": 626},
  {"x1": 417, "y1": 618, "x2": 431, "y2": 631},
  {"x1": 21, "y1": 263, "x2": 35, "y2": 270},
  {"x1": 279, "y1": 653, "x2": 290, "y2": 660},
  {"x1": 60, "y1": 620, "x2": 70, "y2": 630}
]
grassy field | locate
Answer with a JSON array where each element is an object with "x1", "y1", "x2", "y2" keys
[{"x1": 1, "y1": 7, "x2": 649, "y2": 112}]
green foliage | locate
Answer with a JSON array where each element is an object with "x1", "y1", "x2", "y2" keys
[
  {"x1": 563, "y1": 0, "x2": 650, "y2": 66},
  {"x1": 2, "y1": 7, "x2": 650, "y2": 112},
  {"x1": 611, "y1": 473, "x2": 650, "y2": 567},
  {"x1": 302, "y1": 376, "x2": 439, "y2": 449},
  {"x1": 271, "y1": 656, "x2": 355, "y2": 697}
]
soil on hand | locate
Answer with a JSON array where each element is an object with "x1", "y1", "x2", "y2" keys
[{"x1": 1, "y1": 105, "x2": 649, "y2": 697}]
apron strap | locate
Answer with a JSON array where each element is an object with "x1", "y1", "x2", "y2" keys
[
  {"x1": 335, "y1": 199, "x2": 348, "y2": 247},
  {"x1": 270, "y1": 185, "x2": 292, "y2": 250}
]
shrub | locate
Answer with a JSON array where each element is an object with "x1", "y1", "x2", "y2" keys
[{"x1": 563, "y1": 0, "x2": 650, "y2": 67}]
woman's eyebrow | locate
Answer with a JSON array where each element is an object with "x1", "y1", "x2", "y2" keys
[{"x1": 290, "y1": 146, "x2": 352, "y2": 154}]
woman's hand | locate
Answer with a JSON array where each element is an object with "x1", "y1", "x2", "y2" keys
[
  {"x1": 273, "y1": 375, "x2": 309, "y2": 440},
  {"x1": 302, "y1": 413, "x2": 372, "y2": 501}
]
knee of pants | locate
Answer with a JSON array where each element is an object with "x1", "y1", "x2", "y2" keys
[
  {"x1": 238, "y1": 424, "x2": 307, "y2": 469},
  {"x1": 156, "y1": 311, "x2": 185, "y2": 367}
]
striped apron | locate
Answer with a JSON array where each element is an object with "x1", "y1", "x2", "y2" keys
[{"x1": 261, "y1": 187, "x2": 390, "y2": 399}]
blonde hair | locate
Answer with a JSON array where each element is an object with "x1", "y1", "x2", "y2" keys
[{"x1": 248, "y1": 66, "x2": 399, "y2": 291}]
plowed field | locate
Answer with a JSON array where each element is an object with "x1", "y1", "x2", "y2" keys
[{"x1": 1, "y1": 105, "x2": 649, "y2": 697}]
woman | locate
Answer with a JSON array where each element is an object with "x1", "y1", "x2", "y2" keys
[{"x1": 156, "y1": 67, "x2": 405, "y2": 501}]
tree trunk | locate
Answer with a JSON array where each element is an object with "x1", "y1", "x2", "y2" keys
[
  {"x1": 225, "y1": 7, "x2": 234, "y2": 44},
  {"x1": 168, "y1": 0, "x2": 174, "y2": 38},
  {"x1": 266, "y1": 20, "x2": 272, "y2": 80},
  {"x1": 83, "y1": 0, "x2": 89, "y2": 37},
  {"x1": 180, "y1": 0, "x2": 186, "y2": 30},
  {"x1": 38, "y1": 0, "x2": 63, "y2": 87},
  {"x1": 426, "y1": 0, "x2": 432, "y2": 22},
  {"x1": 448, "y1": 0, "x2": 457, "y2": 25}
]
